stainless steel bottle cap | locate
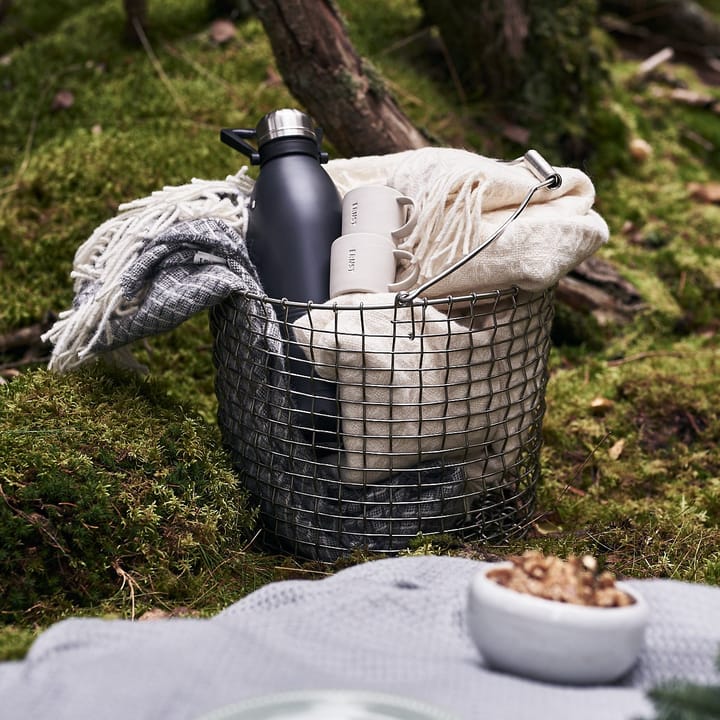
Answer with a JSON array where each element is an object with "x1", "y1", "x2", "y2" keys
[{"x1": 255, "y1": 108, "x2": 317, "y2": 145}]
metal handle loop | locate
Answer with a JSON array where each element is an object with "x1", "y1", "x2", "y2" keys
[{"x1": 395, "y1": 150, "x2": 561, "y2": 306}]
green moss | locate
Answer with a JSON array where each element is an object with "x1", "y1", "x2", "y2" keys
[
  {"x1": 0, "y1": 626, "x2": 40, "y2": 662},
  {"x1": 0, "y1": 366, "x2": 257, "y2": 623},
  {"x1": 551, "y1": 303, "x2": 607, "y2": 353},
  {"x1": 0, "y1": 0, "x2": 292, "y2": 332},
  {"x1": 340, "y1": 0, "x2": 423, "y2": 57},
  {"x1": 0, "y1": 0, "x2": 98, "y2": 55},
  {"x1": 520, "y1": 343, "x2": 720, "y2": 583}
]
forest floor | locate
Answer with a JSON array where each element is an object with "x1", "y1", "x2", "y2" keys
[{"x1": 1, "y1": 0, "x2": 720, "y2": 660}]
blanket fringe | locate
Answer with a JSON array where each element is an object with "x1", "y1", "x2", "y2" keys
[
  {"x1": 43, "y1": 169, "x2": 254, "y2": 372},
  {"x1": 390, "y1": 159, "x2": 488, "y2": 283}
]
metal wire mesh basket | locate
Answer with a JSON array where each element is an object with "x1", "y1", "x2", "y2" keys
[{"x1": 210, "y1": 152, "x2": 560, "y2": 562}]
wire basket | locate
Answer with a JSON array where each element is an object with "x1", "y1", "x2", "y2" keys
[{"x1": 210, "y1": 151, "x2": 560, "y2": 562}]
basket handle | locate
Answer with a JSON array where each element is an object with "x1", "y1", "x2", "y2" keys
[{"x1": 395, "y1": 149, "x2": 562, "y2": 306}]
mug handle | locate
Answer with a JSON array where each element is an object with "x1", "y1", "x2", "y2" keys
[
  {"x1": 391, "y1": 196, "x2": 417, "y2": 240},
  {"x1": 388, "y1": 249, "x2": 420, "y2": 292}
]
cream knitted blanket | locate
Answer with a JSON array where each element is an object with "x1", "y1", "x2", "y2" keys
[
  {"x1": 43, "y1": 147, "x2": 606, "y2": 372},
  {"x1": 326, "y1": 146, "x2": 608, "y2": 296}
]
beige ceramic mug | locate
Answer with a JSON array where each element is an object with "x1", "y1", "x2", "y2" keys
[
  {"x1": 341, "y1": 185, "x2": 417, "y2": 240},
  {"x1": 329, "y1": 232, "x2": 420, "y2": 298}
]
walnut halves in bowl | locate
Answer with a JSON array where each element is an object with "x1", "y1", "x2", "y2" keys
[{"x1": 486, "y1": 550, "x2": 634, "y2": 608}]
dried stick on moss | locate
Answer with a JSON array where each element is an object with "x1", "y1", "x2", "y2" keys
[
  {"x1": 131, "y1": 16, "x2": 188, "y2": 114},
  {"x1": 0, "y1": 322, "x2": 49, "y2": 353}
]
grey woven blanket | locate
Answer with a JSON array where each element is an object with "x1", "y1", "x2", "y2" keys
[{"x1": 1, "y1": 556, "x2": 719, "y2": 720}]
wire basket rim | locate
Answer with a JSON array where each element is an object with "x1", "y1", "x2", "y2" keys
[{"x1": 236, "y1": 285, "x2": 530, "y2": 312}]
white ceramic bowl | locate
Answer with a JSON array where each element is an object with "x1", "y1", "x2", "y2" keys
[{"x1": 467, "y1": 562, "x2": 649, "y2": 685}]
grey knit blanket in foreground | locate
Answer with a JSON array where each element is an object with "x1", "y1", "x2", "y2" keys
[{"x1": 1, "y1": 556, "x2": 719, "y2": 720}]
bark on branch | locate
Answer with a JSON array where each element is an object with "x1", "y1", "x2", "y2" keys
[
  {"x1": 600, "y1": 0, "x2": 720, "y2": 54},
  {"x1": 249, "y1": 0, "x2": 429, "y2": 157}
]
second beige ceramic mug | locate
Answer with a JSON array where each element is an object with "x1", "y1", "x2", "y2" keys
[
  {"x1": 329, "y1": 232, "x2": 420, "y2": 298},
  {"x1": 341, "y1": 185, "x2": 417, "y2": 240}
]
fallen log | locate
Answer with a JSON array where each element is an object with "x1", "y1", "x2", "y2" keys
[{"x1": 556, "y1": 257, "x2": 644, "y2": 325}]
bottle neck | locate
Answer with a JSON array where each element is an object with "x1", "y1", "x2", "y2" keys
[{"x1": 258, "y1": 136, "x2": 321, "y2": 165}]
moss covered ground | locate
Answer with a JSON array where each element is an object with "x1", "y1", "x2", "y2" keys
[{"x1": 1, "y1": 0, "x2": 719, "y2": 659}]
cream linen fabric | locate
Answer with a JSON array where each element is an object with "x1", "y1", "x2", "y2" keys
[{"x1": 292, "y1": 291, "x2": 548, "y2": 485}]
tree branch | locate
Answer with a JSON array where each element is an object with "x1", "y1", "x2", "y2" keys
[{"x1": 249, "y1": 0, "x2": 430, "y2": 156}]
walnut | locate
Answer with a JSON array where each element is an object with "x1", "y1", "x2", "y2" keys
[{"x1": 487, "y1": 551, "x2": 635, "y2": 607}]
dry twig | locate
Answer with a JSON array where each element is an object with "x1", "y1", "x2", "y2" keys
[
  {"x1": 113, "y1": 561, "x2": 141, "y2": 620},
  {"x1": 132, "y1": 17, "x2": 188, "y2": 114}
]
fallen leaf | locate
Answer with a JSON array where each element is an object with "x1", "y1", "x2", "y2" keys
[
  {"x1": 565, "y1": 485, "x2": 587, "y2": 497},
  {"x1": 621, "y1": 220, "x2": 636, "y2": 235},
  {"x1": 209, "y1": 19, "x2": 236, "y2": 44},
  {"x1": 688, "y1": 182, "x2": 720, "y2": 204},
  {"x1": 531, "y1": 520, "x2": 564, "y2": 536},
  {"x1": 629, "y1": 137, "x2": 652, "y2": 162},
  {"x1": 139, "y1": 606, "x2": 196, "y2": 621},
  {"x1": 139, "y1": 608, "x2": 171, "y2": 621},
  {"x1": 265, "y1": 65, "x2": 283, "y2": 87},
  {"x1": 501, "y1": 123, "x2": 530, "y2": 146},
  {"x1": 608, "y1": 438, "x2": 625, "y2": 460},
  {"x1": 590, "y1": 396, "x2": 614, "y2": 415},
  {"x1": 51, "y1": 89, "x2": 75, "y2": 111}
]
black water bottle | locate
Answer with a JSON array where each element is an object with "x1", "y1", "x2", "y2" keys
[{"x1": 221, "y1": 109, "x2": 342, "y2": 451}]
